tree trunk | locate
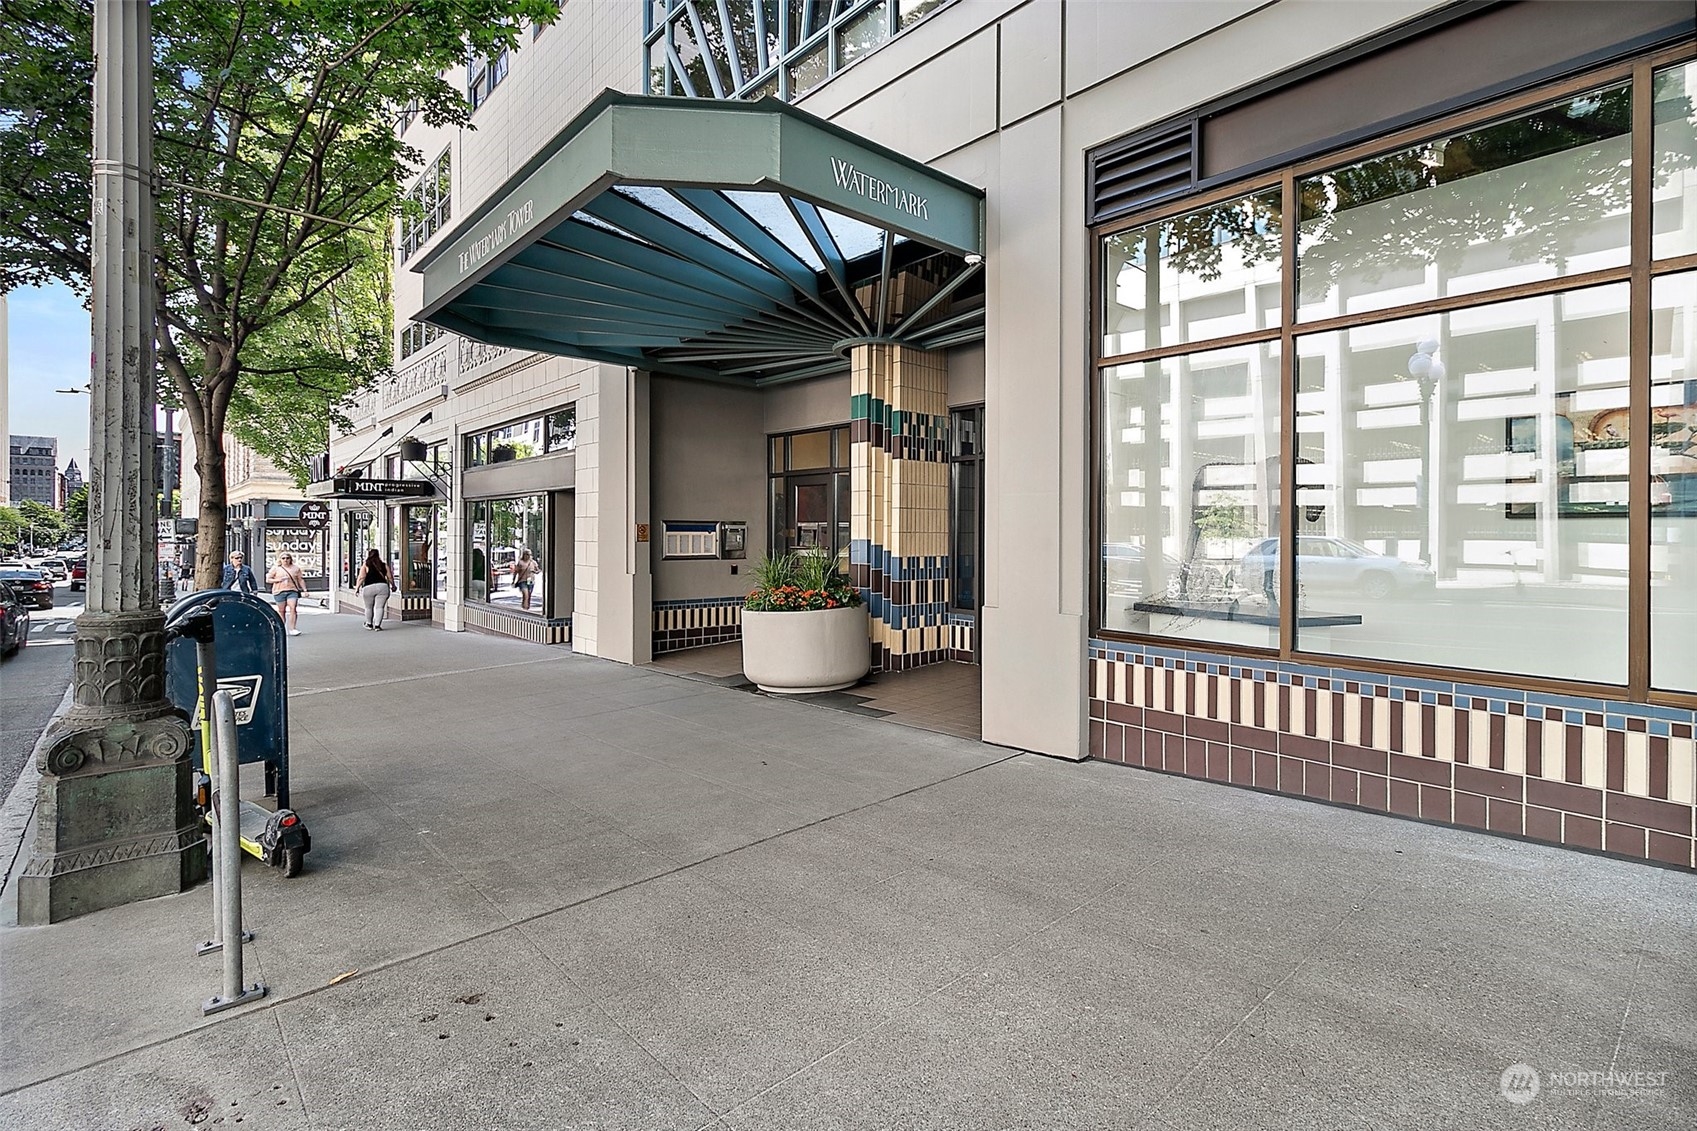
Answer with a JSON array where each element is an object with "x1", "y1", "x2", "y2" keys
[{"x1": 188, "y1": 382, "x2": 232, "y2": 590}]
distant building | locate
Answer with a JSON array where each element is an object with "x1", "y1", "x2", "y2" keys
[
  {"x1": 62, "y1": 459, "x2": 83, "y2": 502},
  {"x1": 8, "y1": 434, "x2": 58, "y2": 508}
]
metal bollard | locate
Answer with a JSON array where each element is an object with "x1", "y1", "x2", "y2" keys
[
  {"x1": 196, "y1": 647, "x2": 251, "y2": 957},
  {"x1": 202, "y1": 690, "x2": 267, "y2": 1015}
]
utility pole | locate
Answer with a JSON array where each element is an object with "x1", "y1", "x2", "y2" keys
[{"x1": 18, "y1": 0, "x2": 203, "y2": 923}]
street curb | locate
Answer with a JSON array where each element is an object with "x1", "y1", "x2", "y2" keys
[{"x1": 0, "y1": 682, "x2": 74, "y2": 919}]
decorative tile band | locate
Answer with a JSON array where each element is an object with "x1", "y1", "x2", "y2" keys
[
  {"x1": 463, "y1": 604, "x2": 570, "y2": 645},
  {"x1": 1088, "y1": 639, "x2": 1696, "y2": 871},
  {"x1": 653, "y1": 597, "x2": 743, "y2": 654},
  {"x1": 950, "y1": 612, "x2": 975, "y2": 663}
]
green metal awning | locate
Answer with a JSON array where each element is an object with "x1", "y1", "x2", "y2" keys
[{"x1": 414, "y1": 91, "x2": 986, "y2": 385}]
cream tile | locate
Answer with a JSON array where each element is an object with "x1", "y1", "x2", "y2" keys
[
  {"x1": 1583, "y1": 726, "x2": 1607, "y2": 790},
  {"x1": 1625, "y1": 731, "x2": 1649, "y2": 797}
]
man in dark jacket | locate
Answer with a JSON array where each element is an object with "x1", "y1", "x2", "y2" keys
[{"x1": 220, "y1": 551, "x2": 259, "y2": 593}]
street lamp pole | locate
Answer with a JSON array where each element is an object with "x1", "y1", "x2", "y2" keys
[{"x1": 18, "y1": 0, "x2": 203, "y2": 924}]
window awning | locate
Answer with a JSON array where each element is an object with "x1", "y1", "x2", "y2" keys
[{"x1": 414, "y1": 91, "x2": 986, "y2": 386}]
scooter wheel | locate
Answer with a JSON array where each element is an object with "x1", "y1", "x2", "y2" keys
[{"x1": 281, "y1": 845, "x2": 305, "y2": 878}]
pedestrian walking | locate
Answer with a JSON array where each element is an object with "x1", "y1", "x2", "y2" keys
[
  {"x1": 220, "y1": 551, "x2": 259, "y2": 594},
  {"x1": 267, "y1": 552, "x2": 308, "y2": 636},
  {"x1": 512, "y1": 548, "x2": 539, "y2": 611},
  {"x1": 354, "y1": 549, "x2": 396, "y2": 630}
]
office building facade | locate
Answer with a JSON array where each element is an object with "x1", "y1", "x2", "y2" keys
[{"x1": 327, "y1": 0, "x2": 1697, "y2": 870}]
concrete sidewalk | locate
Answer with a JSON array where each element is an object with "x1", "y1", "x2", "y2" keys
[{"x1": 1, "y1": 611, "x2": 1692, "y2": 1130}]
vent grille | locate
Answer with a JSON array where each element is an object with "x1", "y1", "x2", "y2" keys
[{"x1": 1090, "y1": 121, "x2": 1197, "y2": 224}]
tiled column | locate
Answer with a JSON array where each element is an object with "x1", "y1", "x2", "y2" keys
[{"x1": 850, "y1": 343, "x2": 950, "y2": 672}]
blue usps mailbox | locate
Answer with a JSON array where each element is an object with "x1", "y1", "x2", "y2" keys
[{"x1": 164, "y1": 590, "x2": 292, "y2": 807}]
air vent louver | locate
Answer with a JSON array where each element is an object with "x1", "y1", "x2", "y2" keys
[{"x1": 1090, "y1": 121, "x2": 1197, "y2": 224}]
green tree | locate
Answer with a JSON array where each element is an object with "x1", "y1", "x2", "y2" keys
[
  {"x1": 17, "y1": 499, "x2": 66, "y2": 551},
  {"x1": 0, "y1": 0, "x2": 557, "y2": 585},
  {"x1": 0, "y1": 505, "x2": 23, "y2": 551},
  {"x1": 64, "y1": 484, "x2": 88, "y2": 531}
]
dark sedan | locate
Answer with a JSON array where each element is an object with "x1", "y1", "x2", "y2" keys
[
  {"x1": 0, "y1": 580, "x2": 28, "y2": 657},
  {"x1": 0, "y1": 568, "x2": 55, "y2": 610}
]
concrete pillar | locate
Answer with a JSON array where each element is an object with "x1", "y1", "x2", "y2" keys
[
  {"x1": 850, "y1": 343, "x2": 951, "y2": 672},
  {"x1": 17, "y1": 0, "x2": 203, "y2": 924}
]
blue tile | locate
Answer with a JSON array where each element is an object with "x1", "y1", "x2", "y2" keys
[
  {"x1": 1459, "y1": 682, "x2": 1524, "y2": 702},
  {"x1": 1605, "y1": 716, "x2": 1626, "y2": 730},
  {"x1": 1650, "y1": 720, "x2": 1672, "y2": 737},
  {"x1": 1420, "y1": 692, "x2": 1437, "y2": 705},
  {"x1": 1487, "y1": 700, "x2": 1507, "y2": 714},
  {"x1": 1393, "y1": 676, "x2": 1455, "y2": 695}
]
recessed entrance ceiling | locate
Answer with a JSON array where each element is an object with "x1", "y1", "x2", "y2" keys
[{"x1": 415, "y1": 91, "x2": 986, "y2": 386}]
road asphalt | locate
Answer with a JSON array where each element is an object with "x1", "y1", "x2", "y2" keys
[{"x1": 0, "y1": 605, "x2": 1692, "y2": 1130}]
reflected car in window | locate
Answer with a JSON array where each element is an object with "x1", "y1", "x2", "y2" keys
[{"x1": 1239, "y1": 537, "x2": 1434, "y2": 600}]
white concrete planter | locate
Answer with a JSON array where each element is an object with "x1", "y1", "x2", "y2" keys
[{"x1": 741, "y1": 605, "x2": 871, "y2": 694}]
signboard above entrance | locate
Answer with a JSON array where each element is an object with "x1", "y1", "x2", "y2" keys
[{"x1": 330, "y1": 476, "x2": 434, "y2": 500}]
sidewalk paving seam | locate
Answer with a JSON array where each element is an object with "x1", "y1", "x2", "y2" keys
[
  {"x1": 0, "y1": 746, "x2": 1028, "y2": 1101},
  {"x1": 290, "y1": 654, "x2": 567, "y2": 696}
]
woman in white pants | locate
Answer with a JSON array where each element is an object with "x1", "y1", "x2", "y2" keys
[{"x1": 354, "y1": 549, "x2": 396, "y2": 630}]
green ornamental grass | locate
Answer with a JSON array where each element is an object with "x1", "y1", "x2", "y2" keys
[{"x1": 744, "y1": 551, "x2": 863, "y2": 612}]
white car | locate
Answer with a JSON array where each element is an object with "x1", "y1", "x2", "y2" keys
[
  {"x1": 35, "y1": 557, "x2": 68, "y2": 581},
  {"x1": 1239, "y1": 536, "x2": 1435, "y2": 600}
]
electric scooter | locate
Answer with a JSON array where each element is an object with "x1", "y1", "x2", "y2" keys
[{"x1": 166, "y1": 602, "x2": 312, "y2": 877}]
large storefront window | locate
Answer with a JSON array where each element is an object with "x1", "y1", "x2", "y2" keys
[
  {"x1": 467, "y1": 496, "x2": 548, "y2": 614},
  {"x1": 1096, "y1": 49, "x2": 1697, "y2": 699},
  {"x1": 466, "y1": 407, "x2": 576, "y2": 467}
]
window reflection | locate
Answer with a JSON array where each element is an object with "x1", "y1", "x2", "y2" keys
[
  {"x1": 1294, "y1": 286, "x2": 1631, "y2": 682},
  {"x1": 467, "y1": 496, "x2": 548, "y2": 615},
  {"x1": 1298, "y1": 84, "x2": 1632, "y2": 322},
  {"x1": 1650, "y1": 271, "x2": 1697, "y2": 692},
  {"x1": 1100, "y1": 341, "x2": 1282, "y2": 649},
  {"x1": 1653, "y1": 61, "x2": 1697, "y2": 261},
  {"x1": 1101, "y1": 189, "x2": 1282, "y2": 358}
]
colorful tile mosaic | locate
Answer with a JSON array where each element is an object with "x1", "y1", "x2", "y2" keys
[
  {"x1": 851, "y1": 343, "x2": 954, "y2": 673},
  {"x1": 1088, "y1": 639, "x2": 1697, "y2": 871}
]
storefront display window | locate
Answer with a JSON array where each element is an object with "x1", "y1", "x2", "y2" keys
[
  {"x1": 340, "y1": 509, "x2": 374, "y2": 589},
  {"x1": 466, "y1": 406, "x2": 576, "y2": 467},
  {"x1": 467, "y1": 496, "x2": 548, "y2": 615},
  {"x1": 1095, "y1": 52, "x2": 1697, "y2": 700}
]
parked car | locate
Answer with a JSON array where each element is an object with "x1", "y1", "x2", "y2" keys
[
  {"x1": 0, "y1": 580, "x2": 29, "y2": 657},
  {"x1": 1238, "y1": 536, "x2": 1434, "y2": 600},
  {"x1": 35, "y1": 557, "x2": 68, "y2": 581},
  {"x1": 0, "y1": 568, "x2": 55, "y2": 610},
  {"x1": 68, "y1": 559, "x2": 87, "y2": 591}
]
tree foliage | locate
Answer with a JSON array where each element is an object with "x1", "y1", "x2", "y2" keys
[
  {"x1": 64, "y1": 484, "x2": 88, "y2": 530},
  {"x1": 0, "y1": 0, "x2": 558, "y2": 584}
]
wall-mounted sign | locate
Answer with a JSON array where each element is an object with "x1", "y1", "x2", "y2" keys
[
  {"x1": 829, "y1": 157, "x2": 929, "y2": 221},
  {"x1": 330, "y1": 476, "x2": 434, "y2": 499},
  {"x1": 298, "y1": 501, "x2": 331, "y2": 529},
  {"x1": 457, "y1": 198, "x2": 535, "y2": 276},
  {"x1": 636, "y1": 523, "x2": 650, "y2": 543}
]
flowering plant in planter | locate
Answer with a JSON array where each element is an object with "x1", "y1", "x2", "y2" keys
[{"x1": 743, "y1": 551, "x2": 862, "y2": 612}]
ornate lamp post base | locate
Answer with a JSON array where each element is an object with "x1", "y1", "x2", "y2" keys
[{"x1": 15, "y1": 611, "x2": 205, "y2": 925}]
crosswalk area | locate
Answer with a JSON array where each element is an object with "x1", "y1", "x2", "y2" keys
[{"x1": 25, "y1": 619, "x2": 77, "y2": 646}]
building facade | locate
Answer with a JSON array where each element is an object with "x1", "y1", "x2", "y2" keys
[
  {"x1": 328, "y1": 0, "x2": 1697, "y2": 871},
  {"x1": 8, "y1": 434, "x2": 59, "y2": 508}
]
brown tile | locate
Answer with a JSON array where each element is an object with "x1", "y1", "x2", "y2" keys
[
  {"x1": 1647, "y1": 832, "x2": 1694, "y2": 870},
  {"x1": 1489, "y1": 714, "x2": 1506, "y2": 771},
  {"x1": 1650, "y1": 737, "x2": 1670, "y2": 801},
  {"x1": 1454, "y1": 791, "x2": 1488, "y2": 829},
  {"x1": 1605, "y1": 822, "x2": 1647, "y2": 859},
  {"x1": 1332, "y1": 694, "x2": 1345, "y2": 742},
  {"x1": 1331, "y1": 767, "x2": 1359, "y2": 806},
  {"x1": 1565, "y1": 815, "x2": 1603, "y2": 850},
  {"x1": 1303, "y1": 762, "x2": 1331, "y2": 801},
  {"x1": 1207, "y1": 676, "x2": 1218, "y2": 720},
  {"x1": 1419, "y1": 784, "x2": 1451, "y2": 823},
  {"x1": 1229, "y1": 747, "x2": 1253, "y2": 785},
  {"x1": 1389, "y1": 700, "x2": 1404, "y2": 752},
  {"x1": 1187, "y1": 716, "x2": 1229, "y2": 743},
  {"x1": 1281, "y1": 733, "x2": 1329, "y2": 764},
  {"x1": 1254, "y1": 751, "x2": 1279, "y2": 790},
  {"x1": 1389, "y1": 778, "x2": 1421, "y2": 818},
  {"x1": 1454, "y1": 764, "x2": 1522, "y2": 802},
  {"x1": 1607, "y1": 730, "x2": 1626, "y2": 792},
  {"x1": 1305, "y1": 689, "x2": 1319, "y2": 737},
  {"x1": 1164, "y1": 735, "x2": 1186, "y2": 774},
  {"x1": 1278, "y1": 684, "x2": 1291, "y2": 732},
  {"x1": 1333, "y1": 743, "x2": 1387, "y2": 776},
  {"x1": 1453, "y1": 709, "x2": 1470, "y2": 766},
  {"x1": 1106, "y1": 701, "x2": 1141, "y2": 726},
  {"x1": 1145, "y1": 709, "x2": 1184, "y2": 735},
  {"x1": 1486, "y1": 798, "x2": 1523, "y2": 835},
  {"x1": 1526, "y1": 778, "x2": 1603, "y2": 818},
  {"x1": 1525, "y1": 805, "x2": 1562, "y2": 845},
  {"x1": 1421, "y1": 704, "x2": 1436, "y2": 757},
  {"x1": 1253, "y1": 681, "x2": 1266, "y2": 729},
  {"x1": 1359, "y1": 697, "x2": 1374, "y2": 748},
  {"x1": 1184, "y1": 738, "x2": 1207, "y2": 778},
  {"x1": 1206, "y1": 745, "x2": 1230, "y2": 782},
  {"x1": 1390, "y1": 752, "x2": 1450, "y2": 787},
  {"x1": 1278, "y1": 756, "x2": 1305, "y2": 795},
  {"x1": 1089, "y1": 720, "x2": 1105, "y2": 760},
  {"x1": 1607, "y1": 794, "x2": 1695, "y2": 837},
  {"x1": 1525, "y1": 719, "x2": 1541, "y2": 778},
  {"x1": 1360, "y1": 774, "x2": 1389, "y2": 812},
  {"x1": 1230, "y1": 724, "x2": 1279, "y2": 754},
  {"x1": 1124, "y1": 729, "x2": 1145, "y2": 766}
]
